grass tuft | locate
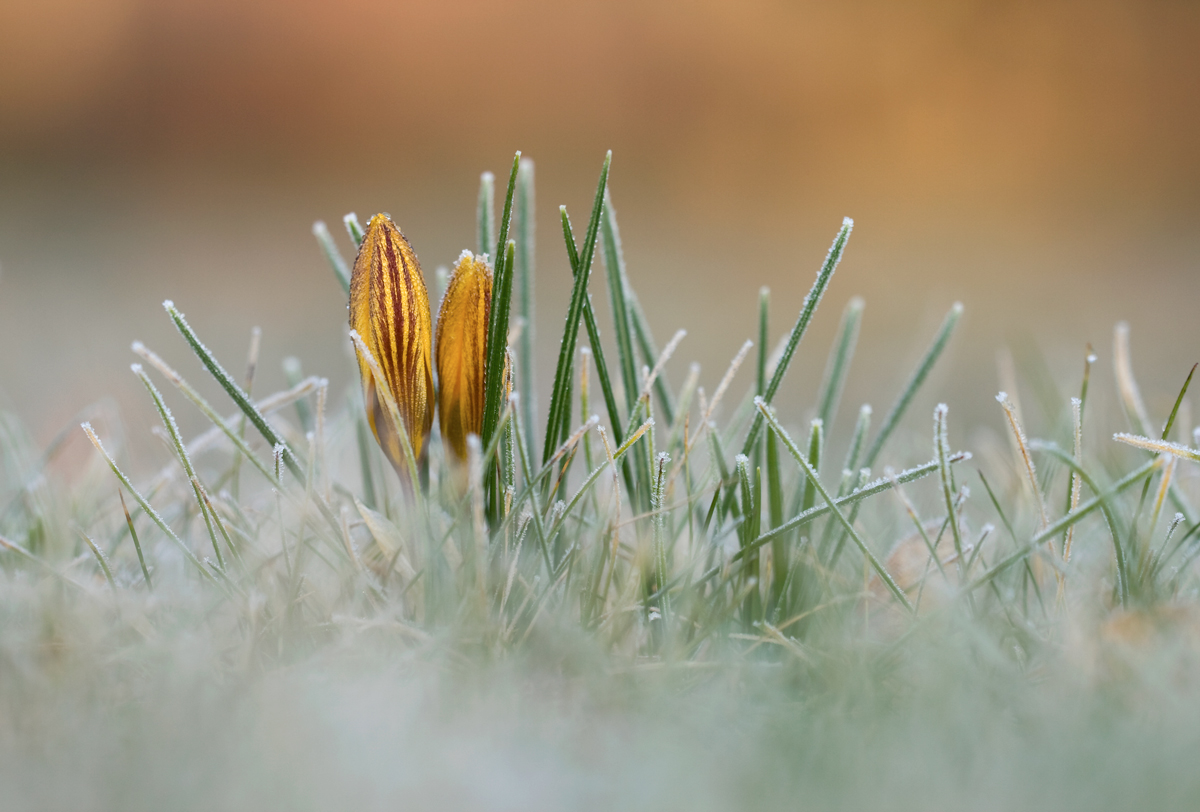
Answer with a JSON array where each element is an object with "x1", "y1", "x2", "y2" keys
[{"x1": 3, "y1": 153, "x2": 1200, "y2": 809}]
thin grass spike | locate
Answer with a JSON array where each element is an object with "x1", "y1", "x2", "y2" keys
[
  {"x1": 862, "y1": 302, "x2": 962, "y2": 469},
  {"x1": 755, "y1": 397, "x2": 913, "y2": 612},
  {"x1": 740, "y1": 218, "x2": 854, "y2": 457}
]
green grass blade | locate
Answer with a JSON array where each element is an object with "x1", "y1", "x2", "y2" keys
[
  {"x1": 977, "y1": 468, "x2": 1048, "y2": 616},
  {"x1": 802, "y1": 419, "x2": 823, "y2": 513},
  {"x1": 815, "y1": 297, "x2": 863, "y2": 436},
  {"x1": 736, "y1": 454, "x2": 761, "y2": 621},
  {"x1": 861, "y1": 302, "x2": 963, "y2": 469},
  {"x1": 935, "y1": 404, "x2": 965, "y2": 570},
  {"x1": 967, "y1": 457, "x2": 1160, "y2": 595},
  {"x1": 628, "y1": 292, "x2": 676, "y2": 427},
  {"x1": 765, "y1": 426, "x2": 786, "y2": 610},
  {"x1": 133, "y1": 364, "x2": 225, "y2": 569},
  {"x1": 756, "y1": 397, "x2": 913, "y2": 612},
  {"x1": 843, "y1": 403, "x2": 872, "y2": 475},
  {"x1": 602, "y1": 190, "x2": 676, "y2": 424},
  {"x1": 600, "y1": 189, "x2": 640, "y2": 417},
  {"x1": 477, "y1": 171, "x2": 495, "y2": 257},
  {"x1": 312, "y1": 221, "x2": 351, "y2": 294},
  {"x1": 651, "y1": 451, "x2": 672, "y2": 620},
  {"x1": 78, "y1": 529, "x2": 116, "y2": 591},
  {"x1": 81, "y1": 423, "x2": 210, "y2": 580},
  {"x1": 756, "y1": 287, "x2": 769, "y2": 397},
  {"x1": 543, "y1": 152, "x2": 611, "y2": 463},
  {"x1": 754, "y1": 455, "x2": 968, "y2": 558},
  {"x1": 1062, "y1": 350, "x2": 1097, "y2": 537},
  {"x1": 118, "y1": 489, "x2": 152, "y2": 589},
  {"x1": 481, "y1": 152, "x2": 522, "y2": 452},
  {"x1": 559, "y1": 210, "x2": 641, "y2": 502},
  {"x1": 561, "y1": 214, "x2": 624, "y2": 439},
  {"x1": 1032, "y1": 441, "x2": 1131, "y2": 601},
  {"x1": 1162, "y1": 363, "x2": 1196, "y2": 441},
  {"x1": 509, "y1": 398, "x2": 556, "y2": 576},
  {"x1": 343, "y1": 213, "x2": 365, "y2": 248},
  {"x1": 354, "y1": 404, "x2": 378, "y2": 511},
  {"x1": 516, "y1": 158, "x2": 538, "y2": 464},
  {"x1": 132, "y1": 342, "x2": 283, "y2": 490},
  {"x1": 546, "y1": 418, "x2": 651, "y2": 539},
  {"x1": 485, "y1": 239, "x2": 517, "y2": 454},
  {"x1": 163, "y1": 301, "x2": 304, "y2": 482},
  {"x1": 766, "y1": 428, "x2": 784, "y2": 529},
  {"x1": 740, "y1": 218, "x2": 854, "y2": 457}
]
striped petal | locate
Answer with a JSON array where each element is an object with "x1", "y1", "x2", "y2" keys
[
  {"x1": 436, "y1": 250, "x2": 492, "y2": 461},
  {"x1": 350, "y1": 213, "x2": 434, "y2": 477}
]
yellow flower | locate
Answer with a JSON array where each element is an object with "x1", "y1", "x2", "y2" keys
[
  {"x1": 350, "y1": 213, "x2": 434, "y2": 477},
  {"x1": 436, "y1": 250, "x2": 493, "y2": 461}
]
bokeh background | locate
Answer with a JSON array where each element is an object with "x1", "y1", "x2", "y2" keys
[{"x1": 1, "y1": 0, "x2": 1198, "y2": 452}]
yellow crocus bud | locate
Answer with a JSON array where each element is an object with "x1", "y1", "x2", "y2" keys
[
  {"x1": 435, "y1": 250, "x2": 493, "y2": 461},
  {"x1": 349, "y1": 213, "x2": 434, "y2": 478}
]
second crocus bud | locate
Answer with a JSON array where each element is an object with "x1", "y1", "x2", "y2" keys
[{"x1": 436, "y1": 250, "x2": 493, "y2": 461}]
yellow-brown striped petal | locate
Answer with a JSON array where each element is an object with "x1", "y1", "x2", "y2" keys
[
  {"x1": 349, "y1": 213, "x2": 434, "y2": 477},
  {"x1": 435, "y1": 250, "x2": 492, "y2": 461}
]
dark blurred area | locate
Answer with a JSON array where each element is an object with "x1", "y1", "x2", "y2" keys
[{"x1": 1, "y1": 0, "x2": 1198, "y2": 449}]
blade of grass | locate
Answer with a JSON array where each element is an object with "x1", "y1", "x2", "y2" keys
[
  {"x1": 562, "y1": 214, "x2": 625, "y2": 445},
  {"x1": 133, "y1": 364, "x2": 225, "y2": 570},
  {"x1": 1063, "y1": 397, "x2": 1084, "y2": 561},
  {"x1": 546, "y1": 418, "x2": 653, "y2": 539},
  {"x1": 515, "y1": 158, "x2": 538, "y2": 464},
  {"x1": 765, "y1": 425, "x2": 785, "y2": 609},
  {"x1": 312, "y1": 221, "x2": 351, "y2": 294},
  {"x1": 997, "y1": 392, "x2": 1049, "y2": 531},
  {"x1": 1114, "y1": 434, "x2": 1200, "y2": 464},
  {"x1": 740, "y1": 218, "x2": 854, "y2": 457},
  {"x1": 815, "y1": 297, "x2": 864, "y2": 435},
  {"x1": 543, "y1": 152, "x2": 611, "y2": 463},
  {"x1": 132, "y1": 342, "x2": 283, "y2": 489},
  {"x1": 736, "y1": 454, "x2": 761, "y2": 623},
  {"x1": 755, "y1": 397, "x2": 913, "y2": 612},
  {"x1": 228, "y1": 326, "x2": 261, "y2": 500},
  {"x1": 861, "y1": 302, "x2": 963, "y2": 469},
  {"x1": 601, "y1": 189, "x2": 640, "y2": 416},
  {"x1": 343, "y1": 213, "x2": 365, "y2": 248},
  {"x1": 802, "y1": 419, "x2": 823, "y2": 514},
  {"x1": 477, "y1": 171, "x2": 495, "y2": 257},
  {"x1": 82, "y1": 423, "x2": 210, "y2": 580},
  {"x1": 756, "y1": 287, "x2": 769, "y2": 399},
  {"x1": 118, "y1": 489, "x2": 152, "y2": 589},
  {"x1": 935, "y1": 405, "x2": 966, "y2": 574},
  {"x1": 0, "y1": 532, "x2": 90, "y2": 592},
  {"x1": 77, "y1": 529, "x2": 116, "y2": 591},
  {"x1": 968, "y1": 457, "x2": 1161, "y2": 595},
  {"x1": 750, "y1": 454, "x2": 970, "y2": 560},
  {"x1": 481, "y1": 152, "x2": 522, "y2": 451},
  {"x1": 600, "y1": 189, "x2": 676, "y2": 425},
  {"x1": 1114, "y1": 322, "x2": 1152, "y2": 435},
  {"x1": 354, "y1": 399, "x2": 379, "y2": 511},
  {"x1": 628, "y1": 291, "x2": 676, "y2": 427},
  {"x1": 1162, "y1": 364, "x2": 1197, "y2": 441},
  {"x1": 651, "y1": 451, "x2": 672, "y2": 620},
  {"x1": 164, "y1": 301, "x2": 305, "y2": 482},
  {"x1": 977, "y1": 469, "x2": 1048, "y2": 617},
  {"x1": 1063, "y1": 349, "x2": 1096, "y2": 558}
]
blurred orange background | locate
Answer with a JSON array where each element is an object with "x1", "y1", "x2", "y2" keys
[{"x1": 1, "y1": 0, "x2": 1198, "y2": 448}]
